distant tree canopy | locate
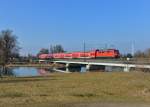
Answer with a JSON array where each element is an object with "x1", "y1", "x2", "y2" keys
[
  {"x1": 126, "y1": 53, "x2": 133, "y2": 58},
  {"x1": 120, "y1": 53, "x2": 132, "y2": 58},
  {"x1": 37, "y1": 48, "x2": 49, "y2": 56},
  {"x1": 50, "y1": 45, "x2": 65, "y2": 53},
  {"x1": 0, "y1": 30, "x2": 20, "y2": 65},
  {"x1": 134, "y1": 49, "x2": 150, "y2": 58}
]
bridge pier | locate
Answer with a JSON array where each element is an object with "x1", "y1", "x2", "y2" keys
[
  {"x1": 105, "y1": 66, "x2": 130, "y2": 72},
  {"x1": 53, "y1": 62, "x2": 57, "y2": 66},
  {"x1": 66, "y1": 63, "x2": 70, "y2": 72},
  {"x1": 66, "y1": 63, "x2": 69, "y2": 68},
  {"x1": 86, "y1": 64, "x2": 91, "y2": 71},
  {"x1": 124, "y1": 66, "x2": 130, "y2": 72}
]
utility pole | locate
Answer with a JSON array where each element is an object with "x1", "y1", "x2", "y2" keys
[
  {"x1": 105, "y1": 44, "x2": 108, "y2": 49},
  {"x1": 50, "y1": 45, "x2": 53, "y2": 61},
  {"x1": 83, "y1": 41, "x2": 86, "y2": 62},
  {"x1": 131, "y1": 42, "x2": 135, "y2": 57}
]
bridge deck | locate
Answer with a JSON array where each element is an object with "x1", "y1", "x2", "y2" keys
[{"x1": 53, "y1": 60, "x2": 150, "y2": 69}]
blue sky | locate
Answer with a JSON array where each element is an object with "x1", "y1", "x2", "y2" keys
[{"x1": 0, "y1": 0, "x2": 150, "y2": 55}]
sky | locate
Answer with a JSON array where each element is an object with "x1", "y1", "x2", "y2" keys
[{"x1": 0, "y1": 0, "x2": 150, "y2": 55}]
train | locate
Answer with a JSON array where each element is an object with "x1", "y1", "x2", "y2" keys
[{"x1": 38, "y1": 49, "x2": 120, "y2": 59}]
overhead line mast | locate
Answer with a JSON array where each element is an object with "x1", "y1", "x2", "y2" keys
[{"x1": 131, "y1": 42, "x2": 135, "y2": 57}]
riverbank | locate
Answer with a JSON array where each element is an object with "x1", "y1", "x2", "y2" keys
[{"x1": 0, "y1": 72, "x2": 150, "y2": 107}]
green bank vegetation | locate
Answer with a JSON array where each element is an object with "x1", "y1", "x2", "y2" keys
[{"x1": 0, "y1": 72, "x2": 150, "y2": 107}]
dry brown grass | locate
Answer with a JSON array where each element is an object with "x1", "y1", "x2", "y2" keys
[{"x1": 0, "y1": 72, "x2": 150, "y2": 107}]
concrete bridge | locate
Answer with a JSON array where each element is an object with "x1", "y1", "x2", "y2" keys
[{"x1": 52, "y1": 60, "x2": 150, "y2": 72}]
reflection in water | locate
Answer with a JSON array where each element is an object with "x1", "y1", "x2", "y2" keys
[
  {"x1": 1, "y1": 67, "x2": 14, "y2": 76},
  {"x1": 0, "y1": 66, "x2": 88, "y2": 77},
  {"x1": 0, "y1": 67, "x2": 53, "y2": 77}
]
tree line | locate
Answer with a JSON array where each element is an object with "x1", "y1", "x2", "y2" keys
[
  {"x1": 0, "y1": 29, "x2": 65, "y2": 64},
  {"x1": 37, "y1": 45, "x2": 65, "y2": 56},
  {"x1": 134, "y1": 49, "x2": 150, "y2": 58}
]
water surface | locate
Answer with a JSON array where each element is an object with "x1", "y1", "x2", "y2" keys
[{"x1": 2, "y1": 67, "x2": 53, "y2": 77}]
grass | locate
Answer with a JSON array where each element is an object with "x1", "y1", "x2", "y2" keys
[{"x1": 0, "y1": 72, "x2": 150, "y2": 106}]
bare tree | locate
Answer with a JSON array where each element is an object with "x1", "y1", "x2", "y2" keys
[
  {"x1": 0, "y1": 30, "x2": 20, "y2": 65},
  {"x1": 134, "y1": 50, "x2": 145, "y2": 58},
  {"x1": 145, "y1": 48, "x2": 150, "y2": 58},
  {"x1": 50, "y1": 45, "x2": 65, "y2": 53},
  {"x1": 37, "y1": 48, "x2": 49, "y2": 56},
  {"x1": 134, "y1": 49, "x2": 150, "y2": 58}
]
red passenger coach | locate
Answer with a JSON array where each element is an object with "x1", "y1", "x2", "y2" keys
[
  {"x1": 72, "y1": 52, "x2": 81, "y2": 58},
  {"x1": 53, "y1": 53, "x2": 64, "y2": 59},
  {"x1": 78, "y1": 52, "x2": 91, "y2": 58},
  {"x1": 38, "y1": 49, "x2": 120, "y2": 60},
  {"x1": 39, "y1": 54, "x2": 49, "y2": 59},
  {"x1": 64, "y1": 53, "x2": 72, "y2": 58}
]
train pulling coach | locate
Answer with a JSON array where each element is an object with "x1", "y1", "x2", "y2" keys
[{"x1": 39, "y1": 49, "x2": 120, "y2": 59}]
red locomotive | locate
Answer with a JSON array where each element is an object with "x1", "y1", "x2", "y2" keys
[{"x1": 39, "y1": 49, "x2": 120, "y2": 59}]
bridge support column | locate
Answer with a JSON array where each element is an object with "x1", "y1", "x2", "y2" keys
[
  {"x1": 66, "y1": 63, "x2": 70, "y2": 72},
  {"x1": 124, "y1": 65, "x2": 130, "y2": 72},
  {"x1": 86, "y1": 64, "x2": 91, "y2": 71},
  {"x1": 66, "y1": 68, "x2": 69, "y2": 72},
  {"x1": 53, "y1": 62, "x2": 57, "y2": 66}
]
